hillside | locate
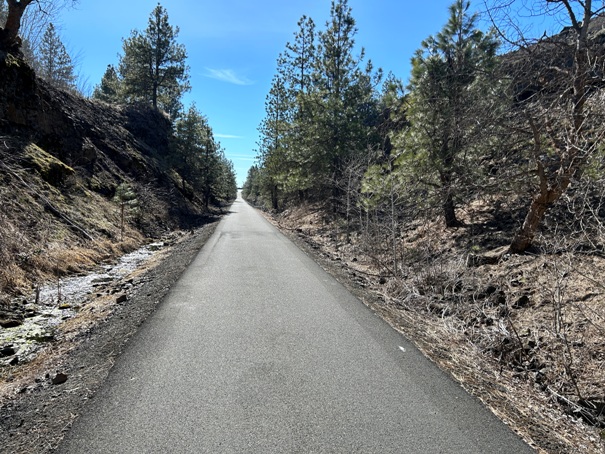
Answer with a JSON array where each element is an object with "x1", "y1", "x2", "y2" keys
[{"x1": 0, "y1": 53, "x2": 212, "y2": 320}]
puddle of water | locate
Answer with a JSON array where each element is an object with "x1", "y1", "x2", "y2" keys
[{"x1": 0, "y1": 242, "x2": 165, "y2": 364}]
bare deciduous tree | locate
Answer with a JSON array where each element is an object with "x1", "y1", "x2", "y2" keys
[
  {"x1": 486, "y1": 0, "x2": 605, "y2": 253},
  {"x1": 0, "y1": 0, "x2": 76, "y2": 55}
]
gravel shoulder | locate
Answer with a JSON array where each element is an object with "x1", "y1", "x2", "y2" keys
[{"x1": 0, "y1": 222, "x2": 219, "y2": 454}]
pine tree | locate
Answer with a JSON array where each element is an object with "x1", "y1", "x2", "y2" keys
[
  {"x1": 406, "y1": 0, "x2": 499, "y2": 227},
  {"x1": 173, "y1": 104, "x2": 237, "y2": 209},
  {"x1": 214, "y1": 149, "x2": 238, "y2": 203},
  {"x1": 279, "y1": 16, "x2": 317, "y2": 199},
  {"x1": 113, "y1": 183, "x2": 138, "y2": 241},
  {"x1": 242, "y1": 165, "x2": 262, "y2": 204},
  {"x1": 92, "y1": 64, "x2": 122, "y2": 104},
  {"x1": 257, "y1": 74, "x2": 291, "y2": 209},
  {"x1": 37, "y1": 22, "x2": 76, "y2": 90},
  {"x1": 173, "y1": 104, "x2": 207, "y2": 189},
  {"x1": 284, "y1": 15, "x2": 316, "y2": 98},
  {"x1": 254, "y1": 0, "x2": 381, "y2": 210},
  {"x1": 315, "y1": 0, "x2": 358, "y2": 101},
  {"x1": 313, "y1": 0, "x2": 380, "y2": 208},
  {"x1": 119, "y1": 3, "x2": 190, "y2": 118}
]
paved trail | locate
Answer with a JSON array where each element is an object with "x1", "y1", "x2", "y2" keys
[{"x1": 59, "y1": 195, "x2": 533, "y2": 453}]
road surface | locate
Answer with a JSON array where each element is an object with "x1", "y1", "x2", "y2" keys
[{"x1": 59, "y1": 195, "x2": 533, "y2": 453}]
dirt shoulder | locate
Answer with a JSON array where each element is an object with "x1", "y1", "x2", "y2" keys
[{"x1": 0, "y1": 222, "x2": 218, "y2": 454}]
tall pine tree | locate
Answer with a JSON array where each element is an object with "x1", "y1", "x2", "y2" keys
[
  {"x1": 257, "y1": 74, "x2": 291, "y2": 209},
  {"x1": 280, "y1": 16, "x2": 317, "y2": 198},
  {"x1": 92, "y1": 64, "x2": 122, "y2": 103},
  {"x1": 406, "y1": 0, "x2": 498, "y2": 227},
  {"x1": 119, "y1": 3, "x2": 190, "y2": 118},
  {"x1": 37, "y1": 22, "x2": 76, "y2": 90},
  {"x1": 313, "y1": 0, "x2": 380, "y2": 209}
]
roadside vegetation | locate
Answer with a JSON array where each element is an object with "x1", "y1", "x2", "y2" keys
[{"x1": 244, "y1": 0, "x2": 605, "y2": 451}]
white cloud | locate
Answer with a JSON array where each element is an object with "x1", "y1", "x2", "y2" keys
[
  {"x1": 215, "y1": 134, "x2": 244, "y2": 139},
  {"x1": 228, "y1": 154, "x2": 256, "y2": 161},
  {"x1": 204, "y1": 68, "x2": 253, "y2": 86}
]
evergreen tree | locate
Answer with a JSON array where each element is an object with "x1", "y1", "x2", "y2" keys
[
  {"x1": 242, "y1": 165, "x2": 262, "y2": 204},
  {"x1": 278, "y1": 16, "x2": 317, "y2": 198},
  {"x1": 113, "y1": 183, "x2": 138, "y2": 241},
  {"x1": 254, "y1": 0, "x2": 381, "y2": 210},
  {"x1": 214, "y1": 149, "x2": 238, "y2": 203},
  {"x1": 92, "y1": 64, "x2": 122, "y2": 104},
  {"x1": 405, "y1": 0, "x2": 499, "y2": 227},
  {"x1": 173, "y1": 104, "x2": 236, "y2": 208},
  {"x1": 37, "y1": 22, "x2": 76, "y2": 89},
  {"x1": 284, "y1": 15, "x2": 316, "y2": 98},
  {"x1": 199, "y1": 125, "x2": 222, "y2": 210},
  {"x1": 312, "y1": 0, "x2": 381, "y2": 208},
  {"x1": 119, "y1": 3, "x2": 190, "y2": 118},
  {"x1": 257, "y1": 74, "x2": 291, "y2": 210},
  {"x1": 173, "y1": 103, "x2": 207, "y2": 190}
]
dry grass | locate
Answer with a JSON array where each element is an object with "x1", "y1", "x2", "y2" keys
[
  {"x1": 0, "y1": 235, "x2": 146, "y2": 300},
  {"x1": 0, "y1": 175, "x2": 147, "y2": 302}
]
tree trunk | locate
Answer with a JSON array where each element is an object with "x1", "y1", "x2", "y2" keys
[
  {"x1": 152, "y1": 80, "x2": 158, "y2": 109},
  {"x1": 440, "y1": 169, "x2": 460, "y2": 227},
  {"x1": 0, "y1": 1, "x2": 33, "y2": 53},
  {"x1": 508, "y1": 197, "x2": 549, "y2": 254},
  {"x1": 509, "y1": 164, "x2": 572, "y2": 254},
  {"x1": 443, "y1": 192, "x2": 460, "y2": 228},
  {"x1": 271, "y1": 184, "x2": 279, "y2": 211}
]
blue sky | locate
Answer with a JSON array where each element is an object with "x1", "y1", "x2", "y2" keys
[{"x1": 58, "y1": 0, "x2": 472, "y2": 186}]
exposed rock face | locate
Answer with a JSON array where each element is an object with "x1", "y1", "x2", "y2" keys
[
  {"x1": 0, "y1": 53, "x2": 205, "y2": 236},
  {"x1": 0, "y1": 53, "x2": 211, "y2": 306}
]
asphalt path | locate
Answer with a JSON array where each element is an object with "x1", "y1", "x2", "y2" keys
[{"x1": 59, "y1": 195, "x2": 534, "y2": 453}]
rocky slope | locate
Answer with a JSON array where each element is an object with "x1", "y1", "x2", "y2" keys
[{"x1": 0, "y1": 52, "x2": 210, "y2": 316}]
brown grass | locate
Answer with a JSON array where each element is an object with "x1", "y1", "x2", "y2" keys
[{"x1": 0, "y1": 231, "x2": 147, "y2": 302}]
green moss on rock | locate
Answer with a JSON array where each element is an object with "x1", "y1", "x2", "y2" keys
[{"x1": 24, "y1": 143, "x2": 74, "y2": 186}]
